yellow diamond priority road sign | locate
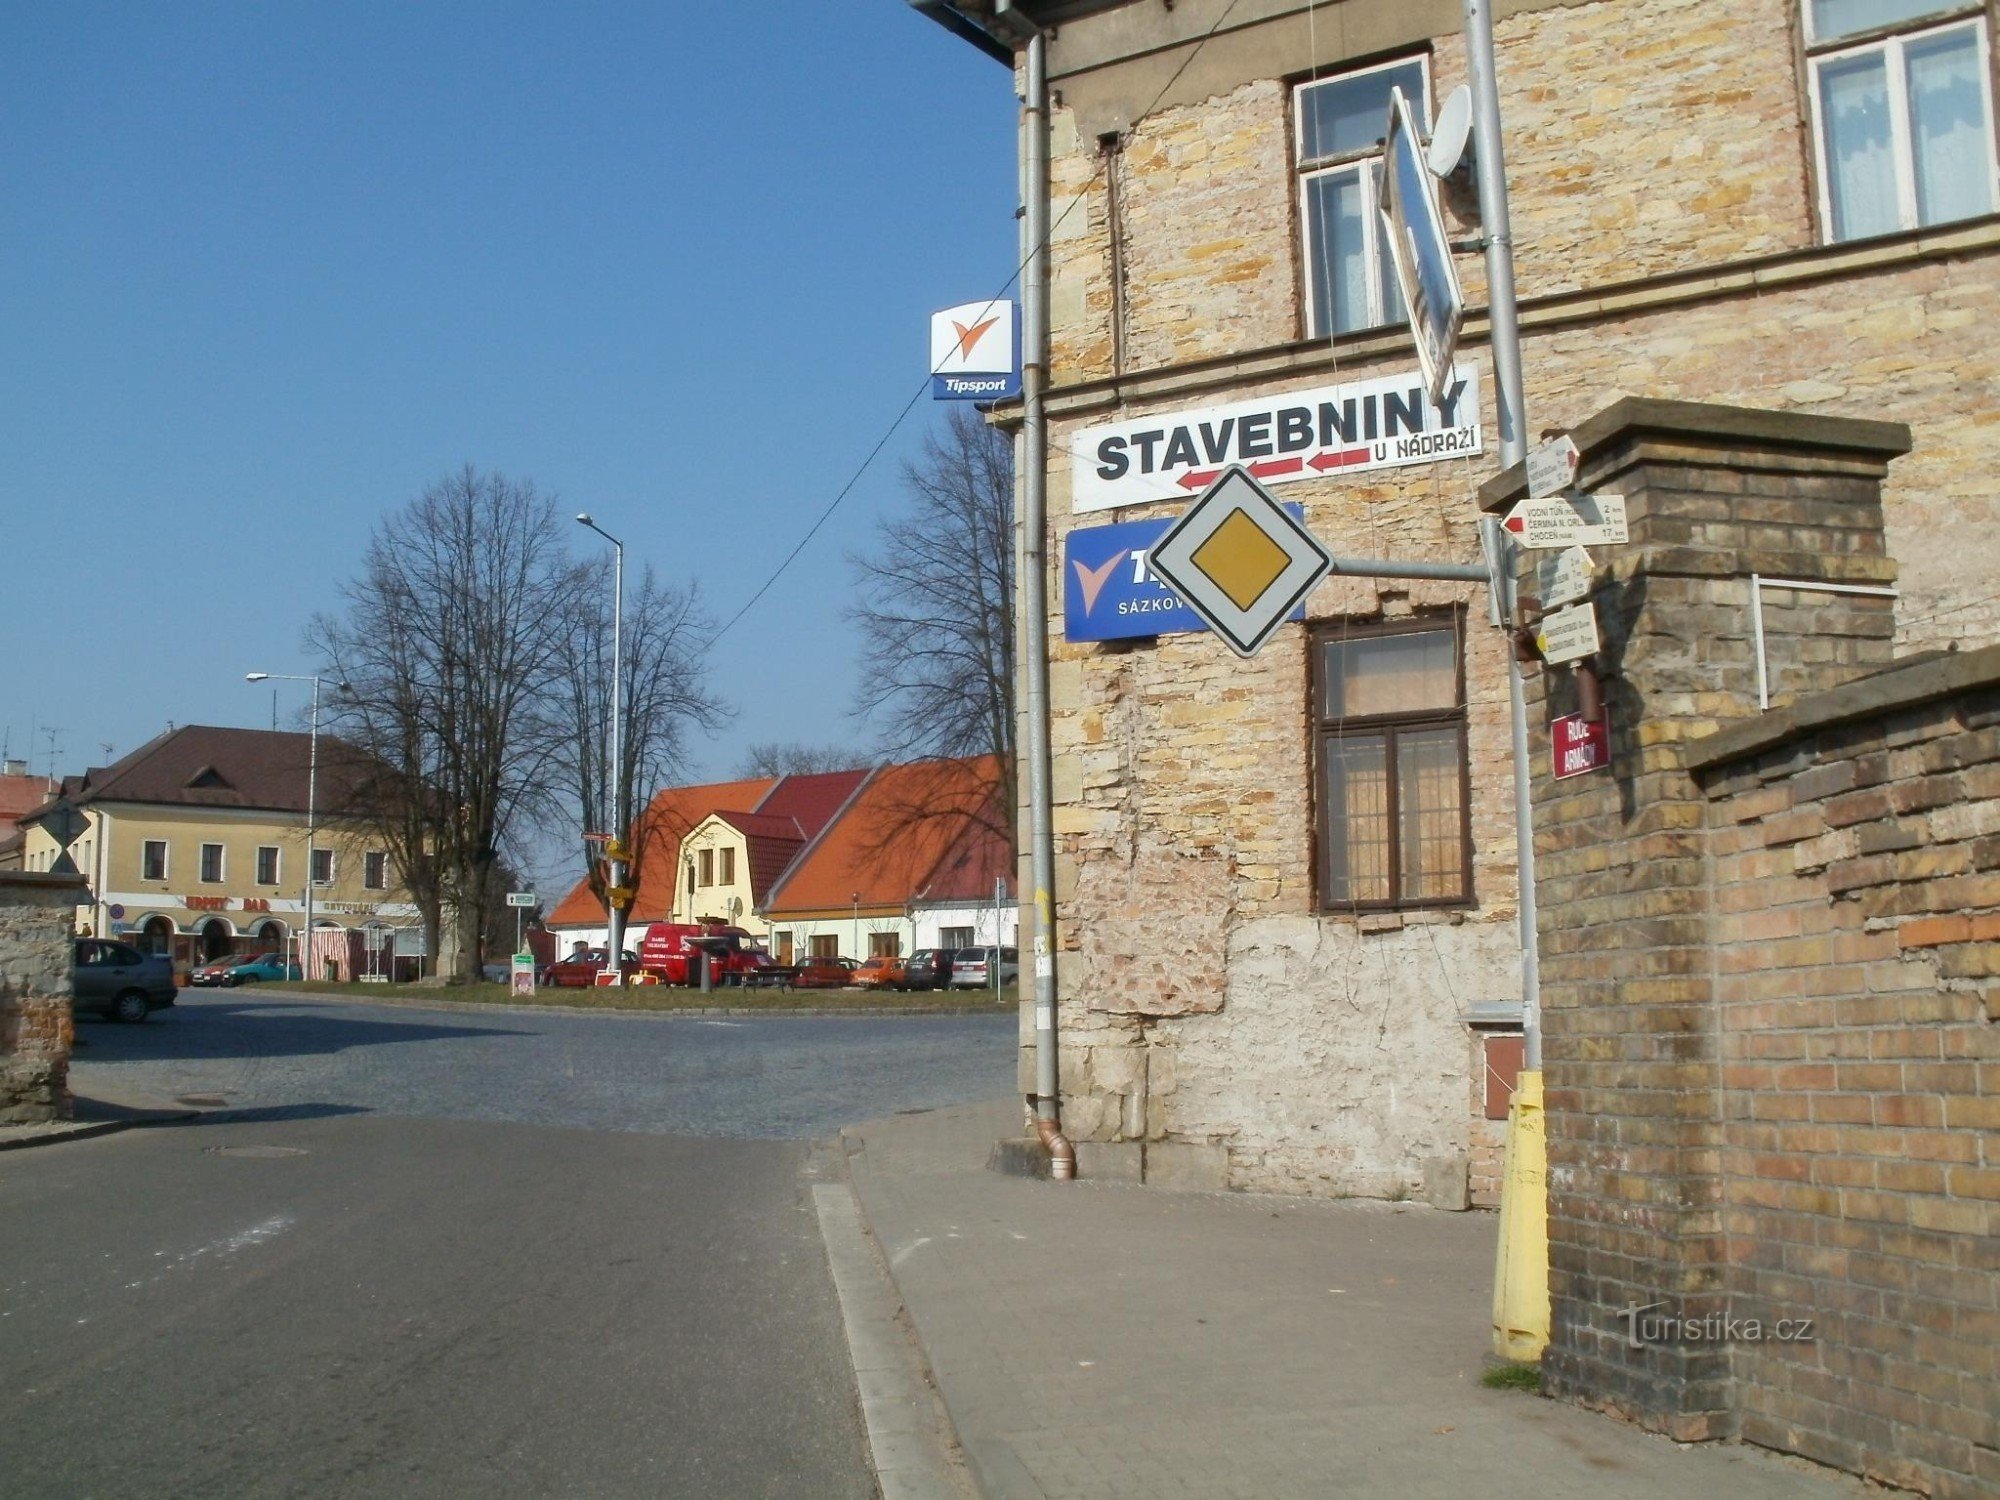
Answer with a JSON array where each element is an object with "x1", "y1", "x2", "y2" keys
[{"x1": 1147, "y1": 466, "x2": 1334, "y2": 658}]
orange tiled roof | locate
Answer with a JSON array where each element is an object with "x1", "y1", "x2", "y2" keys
[
  {"x1": 545, "y1": 775, "x2": 774, "y2": 927},
  {"x1": 764, "y1": 755, "x2": 1006, "y2": 916}
]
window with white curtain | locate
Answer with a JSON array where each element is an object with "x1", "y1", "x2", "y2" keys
[
  {"x1": 1312, "y1": 614, "x2": 1471, "y2": 910},
  {"x1": 1295, "y1": 56, "x2": 1427, "y2": 337},
  {"x1": 1807, "y1": 3, "x2": 1998, "y2": 241}
]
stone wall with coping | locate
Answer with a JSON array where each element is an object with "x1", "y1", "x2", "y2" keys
[
  {"x1": 0, "y1": 872, "x2": 84, "y2": 1123},
  {"x1": 1689, "y1": 652, "x2": 2000, "y2": 1498},
  {"x1": 1483, "y1": 399, "x2": 1997, "y2": 1497}
]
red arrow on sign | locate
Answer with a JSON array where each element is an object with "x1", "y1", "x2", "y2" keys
[
  {"x1": 1178, "y1": 467, "x2": 1219, "y2": 491},
  {"x1": 1308, "y1": 445, "x2": 1372, "y2": 473},
  {"x1": 1250, "y1": 457, "x2": 1304, "y2": 480}
]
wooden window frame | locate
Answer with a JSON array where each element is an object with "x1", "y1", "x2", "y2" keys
[
  {"x1": 1310, "y1": 611, "x2": 1474, "y2": 913},
  {"x1": 1799, "y1": 2, "x2": 1998, "y2": 241},
  {"x1": 1291, "y1": 52, "x2": 1432, "y2": 339}
]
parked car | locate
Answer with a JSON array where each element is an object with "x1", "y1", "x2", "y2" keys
[
  {"x1": 545, "y1": 947, "x2": 638, "y2": 987},
  {"x1": 189, "y1": 956, "x2": 241, "y2": 987},
  {"x1": 788, "y1": 955, "x2": 859, "y2": 989},
  {"x1": 948, "y1": 946, "x2": 1019, "y2": 989},
  {"x1": 853, "y1": 954, "x2": 908, "y2": 989},
  {"x1": 899, "y1": 948, "x2": 955, "y2": 991},
  {"x1": 73, "y1": 939, "x2": 178, "y2": 1022},
  {"x1": 222, "y1": 953, "x2": 302, "y2": 985}
]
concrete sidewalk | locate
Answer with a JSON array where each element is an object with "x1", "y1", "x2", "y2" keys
[
  {"x1": 0, "y1": 1085, "x2": 202, "y2": 1151},
  {"x1": 840, "y1": 1099, "x2": 1871, "y2": 1500}
]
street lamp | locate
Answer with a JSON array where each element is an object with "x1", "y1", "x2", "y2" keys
[
  {"x1": 246, "y1": 672, "x2": 348, "y2": 981},
  {"x1": 575, "y1": 512, "x2": 626, "y2": 980}
]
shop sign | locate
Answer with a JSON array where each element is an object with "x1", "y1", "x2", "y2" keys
[{"x1": 1070, "y1": 366, "x2": 1482, "y2": 513}]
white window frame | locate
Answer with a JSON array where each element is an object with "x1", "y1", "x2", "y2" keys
[
  {"x1": 1805, "y1": 7, "x2": 1998, "y2": 240},
  {"x1": 142, "y1": 839, "x2": 169, "y2": 882},
  {"x1": 256, "y1": 845, "x2": 281, "y2": 886},
  {"x1": 310, "y1": 847, "x2": 335, "y2": 887},
  {"x1": 363, "y1": 850, "x2": 389, "y2": 890},
  {"x1": 1295, "y1": 54, "x2": 1430, "y2": 338},
  {"x1": 199, "y1": 842, "x2": 226, "y2": 884}
]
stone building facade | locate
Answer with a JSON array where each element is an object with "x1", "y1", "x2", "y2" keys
[
  {"x1": 924, "y1": 0, "x2": 2000, "y2": 1200},
  {"x1": 0, "y1": 872, "x2": 86, "y2": 1123}
]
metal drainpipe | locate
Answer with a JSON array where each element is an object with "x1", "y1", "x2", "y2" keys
[{"x1": 1009, "y1": 5, "x2": 1072, "y2": 1179}]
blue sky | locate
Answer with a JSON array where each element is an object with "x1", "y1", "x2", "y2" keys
[{"x1": 0, "y1": 3, "x2": 1019, "y2": 808}]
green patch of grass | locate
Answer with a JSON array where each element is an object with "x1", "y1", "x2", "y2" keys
[
  {"x1": 1480, "y1": 1361, "x2": 1543, "y2": 1393},
  {"x1": 238, "y1": 978, "x2": 1016, "y2": 1013}
]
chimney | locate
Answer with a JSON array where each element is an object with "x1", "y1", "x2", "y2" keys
[{"x1": 2, "y1": 758, "x2": 27, "y2": 777}]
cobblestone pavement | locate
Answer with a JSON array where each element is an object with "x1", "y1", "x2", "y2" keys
[
  {"x1": 67, "y1": 989, "x2": 1016, "y2": 1138},
  {"x1": 842, "y1": 1100, "x2": 1877, "y2": 1500}
]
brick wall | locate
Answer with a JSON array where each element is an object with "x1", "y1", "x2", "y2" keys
[
  {"x1": 1484, "y1": 399, "x2": 1996, "y2": 1497},
  {"x1": 0, "y1": 872, "x2": 84, "y2": 1123},
  {"x1": 1691, "y1": 655, "x2": 2000, "y2": 1497}
]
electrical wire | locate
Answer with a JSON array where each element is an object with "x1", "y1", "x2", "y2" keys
[{"x1": 709, "y1": 0, "x2": 1247, "y2": 647}]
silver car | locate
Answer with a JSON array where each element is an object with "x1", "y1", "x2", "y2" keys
[
  {"x1": 948, "y1": 946, "x2": 1019, "y2": 989},
  {"x1": 73, "y1": 939, "x2": 178, "y2": 1022}
]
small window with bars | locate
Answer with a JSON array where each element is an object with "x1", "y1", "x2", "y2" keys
[{"x1": 1312, "y1": 615, "x2": 1472, "y2": 910}]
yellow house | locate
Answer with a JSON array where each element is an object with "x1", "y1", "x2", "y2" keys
[{"x1": 16, "y1": 724, "x2": 419, "y2": 974}]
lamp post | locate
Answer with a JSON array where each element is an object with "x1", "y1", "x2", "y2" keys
[
  {"x1": 246, "y1": 672, "x2": 347, "y2": 981},
  {"x1": 575, "y1": 512, "x2": 626, "y2": 980}
]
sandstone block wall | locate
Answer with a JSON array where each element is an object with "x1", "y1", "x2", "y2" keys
[{"x1": 0, "y1": 873, "x2": 85, "y2": 1123}]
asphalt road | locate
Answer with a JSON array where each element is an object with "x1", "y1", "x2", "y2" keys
[{"x1": 2, "y1": 994, "x2": 1017, "y2": 1498}]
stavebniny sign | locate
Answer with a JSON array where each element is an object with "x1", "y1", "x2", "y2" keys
[{"x1": 1068, "y1": 365, "x2": 1481, "y2": 514}]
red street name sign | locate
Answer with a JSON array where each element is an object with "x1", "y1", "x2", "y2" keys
[{"x1": 1552, "y1": 712, "x2": 1610, "y2": 780}]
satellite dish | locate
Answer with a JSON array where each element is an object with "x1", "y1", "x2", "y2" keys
[{"x1": 1427, "y1": 85, "x2": 1473, "y2": 177}]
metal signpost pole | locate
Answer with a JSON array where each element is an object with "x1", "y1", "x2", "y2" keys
[
  {"x1": 248, "y1": 671, "x2": 343, "y2": 980},
  {"x1": 577, "y1": 514, "x2": 625, "y2": 983},
  {"x1": 1464, "y1": 0, "x2": 1551, "y2": 1365}
]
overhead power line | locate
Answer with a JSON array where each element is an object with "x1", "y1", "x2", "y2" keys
[{"x1": 708, "y1": 0, "x2": 1245, "y2": 647}]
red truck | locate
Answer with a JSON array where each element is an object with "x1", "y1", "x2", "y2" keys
[{"x1": 637, "y1": 924, "x2": 774, "y2": 987}]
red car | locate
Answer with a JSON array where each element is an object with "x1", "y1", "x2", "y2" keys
[
  {"x1": 853, "y1": 955, "x2": 907, "y2": 989},
  {"x1": 788, "y1": 956, "x2": 858, "y2": 989},
  {"x1": 545, "y1": 947, "x2": 636, "y2": 987}
]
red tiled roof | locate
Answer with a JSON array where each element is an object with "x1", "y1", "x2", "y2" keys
[
  {"x1": 752, "y1": 768, "x2": 869, "y2": 842},
  {"x1": 764, "y1": 756, "x2": 1007, "y2": 916},
  {"x1": 918, "y1": 812, "x2": 1014, "y2": 904},
  {"x1": 0, "y1": 773, "x2": 53, "y2": 831},
  {"x1": 545, "y1": 776, "x2": 775, "y2": 928}
]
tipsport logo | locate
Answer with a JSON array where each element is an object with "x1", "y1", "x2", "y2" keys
[{"x1": 930, "y1": 299, "x2": 1020, "y2": 401}]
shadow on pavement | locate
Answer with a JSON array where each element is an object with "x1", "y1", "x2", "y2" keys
[
  {"x1": 194, "y1": 1102, "x2": 373, "y2": 1125},
  {"x1": 72, "y1": 999, "x2": 532, "y2": 1064}
]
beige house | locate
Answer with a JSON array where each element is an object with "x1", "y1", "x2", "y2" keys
[{"x1": 17, "y1": 725, "x2": 420, "y2": 973}]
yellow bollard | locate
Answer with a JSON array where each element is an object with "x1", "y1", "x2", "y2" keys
[{"x1": 1491, "y1": 1069, "x2": 1550, "y2": 1361}]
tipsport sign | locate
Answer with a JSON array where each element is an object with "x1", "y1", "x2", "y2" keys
[
  {"x1": 929, "y1": 299, "x2": 1020, "y2": 400},
  {"x1": 1063, "y1": 506, "x2": 1308, "y2": 643},
  {"x1": 1068, "y1": 366, "x2": 1481, "y2": 513}
]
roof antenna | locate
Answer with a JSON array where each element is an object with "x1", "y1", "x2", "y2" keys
[{"x1": 41, "y1": 726, "x2": 62, "y2": 779}]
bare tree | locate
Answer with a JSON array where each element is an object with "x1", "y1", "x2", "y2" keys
[
  {"x1": 542, "y1": 564, "x2": 729, "y2": 926},
  {"x1": 737, "y1": 741, "x2": 859, "y2": 778},
  {"x1": 849, "y1": 405, "x2": 1015, "y2": 827},
  {"x1": 309, "y1": 466, "x2": 579, "y2": 978}
]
